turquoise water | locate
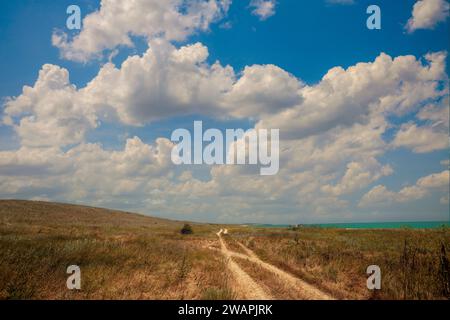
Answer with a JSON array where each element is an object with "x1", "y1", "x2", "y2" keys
[{"x1": 253, "y1": 221, "x2": 450, "y2": 229}]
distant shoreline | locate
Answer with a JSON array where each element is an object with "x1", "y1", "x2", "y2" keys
[{"x1": 251, "y1": 221, "x2": 450, "y2": 229}]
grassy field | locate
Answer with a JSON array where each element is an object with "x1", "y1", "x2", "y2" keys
[
  {"x1": 0, "y1": 200, "x2": 232, "y2": 299},
  {"x1": 225, "y1": 226, "x2": 450, "y2": 299},
  {"x1": 0, "y1": 200, "x2": 448, "y2": 300}
]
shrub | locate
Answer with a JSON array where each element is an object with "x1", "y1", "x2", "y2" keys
[{"x1": 180, "y1": 224, "x2": 193, "y2": 235}]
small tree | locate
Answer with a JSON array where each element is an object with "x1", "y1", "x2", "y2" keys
[{"x1": 180, "y1": 224, "x2": 193, "y2": 235}]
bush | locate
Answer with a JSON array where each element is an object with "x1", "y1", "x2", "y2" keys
[{"x1": 180, "y1": 224, "x2": 193, "y2": 235}]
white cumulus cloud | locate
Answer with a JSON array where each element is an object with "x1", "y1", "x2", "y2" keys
[
  {"x1": 405, "y1": 0, "x2": 450, "y2": 33},
  {"x1": 249, "y1": 0, "x2": 277, "y2": 20},
  {"x1": 52, "y1": 0, "x2": 231, "y2": 62},
  {"x1": 359, "y1": 170, "x2": 450, "y2": 207}
]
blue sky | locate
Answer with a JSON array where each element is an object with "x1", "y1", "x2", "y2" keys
[
  {"x1": 1, "y1": 0, "x2": 449, "y2": 91},
  {"x1": 0, "y1": 0, "x2": 449, "y2": 223}
]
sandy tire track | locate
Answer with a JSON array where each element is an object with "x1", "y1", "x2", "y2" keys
[
  {"x1": 215, "y1": 229, "x2": 334, "y2": 300},
  {"x1": 217, "y1": 229, "x2": 272, "y2": 300},
  {"x1": 234, "y1": 240, "x2": 334, "y2": 300}
]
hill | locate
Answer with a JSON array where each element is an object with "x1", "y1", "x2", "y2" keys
[{"x1": 0, "y1": 200, "x2": 227, "y2": 299}]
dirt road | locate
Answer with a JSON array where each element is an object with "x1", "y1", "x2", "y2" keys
[
  {"x1": 216, "y1": 229, "x2": 334, "y2": 300},
  {"x1": 217, "y1": 229, "x2": 272, "y2": 299}
]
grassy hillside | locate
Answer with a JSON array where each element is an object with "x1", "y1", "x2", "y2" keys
[
  {"x1": 0, "y1": 200, "x2": 448, "y2": 300},
  {"x1": 0, "y1": 200, "x2": 231, "y2": 299}
]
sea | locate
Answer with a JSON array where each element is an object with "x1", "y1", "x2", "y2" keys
[{"x1": 253, "y1": 221, "x2": 450, "y2": 229}]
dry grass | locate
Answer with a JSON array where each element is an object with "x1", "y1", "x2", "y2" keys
[
  {"x1": 228, "y1": 227, "x2": 450, "y2": 300},
  {"x1": 0, "y1": 200, "x2": 233, "y2": 300},
  {"x1": 1, "y1": 200, "x2": 448, "y2": 300}
]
